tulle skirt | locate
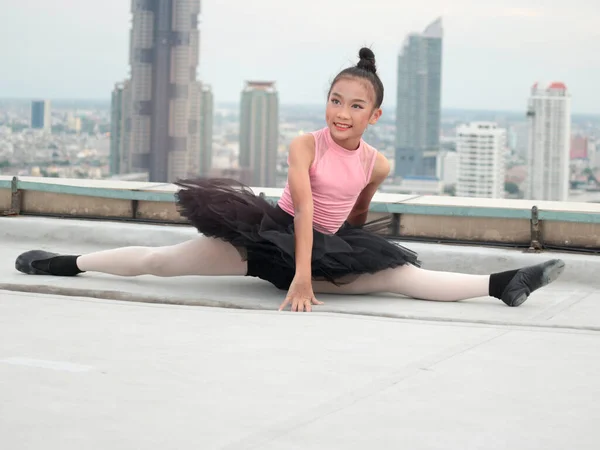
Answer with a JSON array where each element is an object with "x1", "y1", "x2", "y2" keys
[{"x1": 174, "y1": 178, "x2": 421, "y2": 290}]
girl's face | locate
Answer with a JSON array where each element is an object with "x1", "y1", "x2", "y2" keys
[{"x1": 325, "y1": 77, "x2": 382, "y2": 149}]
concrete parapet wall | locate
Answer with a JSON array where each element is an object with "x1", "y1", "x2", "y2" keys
[
  {"x1": 398, "y1": 215, "x2": 531, "y2": 245},
  {"x1": 0, "y1": 187, "x2": 10, "y2": 211},
  {"x1": 2, "y1": 175, "x2": 600, "y2": 251}
]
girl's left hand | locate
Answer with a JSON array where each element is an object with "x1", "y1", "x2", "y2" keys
[{"x1": 278, "y1": 275, "x2": 324, "y2": 312}]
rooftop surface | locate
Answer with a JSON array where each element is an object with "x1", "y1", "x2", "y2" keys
[{"x1": 1, "y1": 215, "x2": 599, "y2": 449}]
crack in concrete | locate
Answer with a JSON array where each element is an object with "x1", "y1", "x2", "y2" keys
[
  {"x1": 2, "y1": 283, "x2": 599, "y2": 333},
  {"x1": 219, "y1": 330, "x2": 508, "y2": 450}
]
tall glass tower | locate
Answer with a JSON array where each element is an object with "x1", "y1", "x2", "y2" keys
[
  {"x1": 395, "y1": 18, "x2": 443, "y2": 178},
  {"x1": 239, "y1": 81, "x2": 279, "y2": 187},
  {"x1": 127, "y1": 0, "x2": 203, "y2": 182}
]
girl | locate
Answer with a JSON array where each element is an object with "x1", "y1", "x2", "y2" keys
[{"x1": 15, "y1": 48, "x2": 564, "y2": 313}]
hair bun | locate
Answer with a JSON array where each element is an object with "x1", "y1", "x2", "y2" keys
[{"x1": 357, "y1": 47, "x2": 377, "y2": 74}]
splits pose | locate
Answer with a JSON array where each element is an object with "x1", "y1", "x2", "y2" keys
[{"x1": 15, "y1": 48, "x2": 564, "y2": 312}]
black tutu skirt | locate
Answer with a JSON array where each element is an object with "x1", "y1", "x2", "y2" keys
[{"x1": 174, "y1": 178, "x2": 421, "y2": 290}]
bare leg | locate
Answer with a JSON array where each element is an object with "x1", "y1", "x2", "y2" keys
[
  {"x1": 313, "y1": 264, "x2": 490, "y2": 301},
  {"x1": 76, "y1": 237, "x2": 247, "y2": 277}
]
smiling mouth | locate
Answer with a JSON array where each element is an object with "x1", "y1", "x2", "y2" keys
[{"x1": 334, "y1": 122, "x2": 352, "y2": 130}]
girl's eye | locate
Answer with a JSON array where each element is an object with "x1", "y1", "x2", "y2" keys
[
  {"x1": 352, "y1": 104, "x2": 363, "y2": 109},
  {"x1": 331, "y1": 99, "x2": 340, "y2": 105}
]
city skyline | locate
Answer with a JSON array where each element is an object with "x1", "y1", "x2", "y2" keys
[{"x1": 2, "y1": 1, "x2": 598, "y2": 114}]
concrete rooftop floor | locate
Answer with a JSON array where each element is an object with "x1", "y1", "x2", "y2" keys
[{"x1": 1, "y1": 216, "x2": 599, "y2": 449}]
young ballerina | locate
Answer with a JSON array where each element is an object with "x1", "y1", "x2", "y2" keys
[{"x1": 15, "y1": 48, "x2": 564, "y2": 312}]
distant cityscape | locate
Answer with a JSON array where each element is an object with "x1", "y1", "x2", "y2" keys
[{"x1": 1, "y1": 3, "x2": 599, "y2": 204}]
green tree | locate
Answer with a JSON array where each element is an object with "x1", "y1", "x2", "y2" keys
[
  {"x1": 10, "y1": 123, "x2": 27, "y2": 132},
  {"x1": 504, "y1": 181, "x2": 520, "y2": 195},
  {"x1": 51, "y1": 124, "x2": 66, "y2": 134},
  {"x1": 444, "y1": 185, "x2": 456, "y2": 196}
]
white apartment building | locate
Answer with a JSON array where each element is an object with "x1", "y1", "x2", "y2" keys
[
  {"x1": 436, "y1": 150, "x2": 459, "y2": 186},
  {"x1": 456, "y1": 122, "x2": 507, "y2": 198},
  {"x1": 526, "y1": 81, "x2": 571, "y2": 201}
]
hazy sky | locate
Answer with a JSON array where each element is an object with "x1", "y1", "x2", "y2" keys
[{"x1": 1, "y1": 0, "x2": 599, "y2": 113}]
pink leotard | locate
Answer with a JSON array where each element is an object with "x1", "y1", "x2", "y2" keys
[{"x1": 278, "y1": 127, "x2": 378, "y2": 234}]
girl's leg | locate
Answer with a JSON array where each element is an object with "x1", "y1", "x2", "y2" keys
[
  {"x1": 314, "y1": 265, "x2": 489, "y2": 299},
  {"x1": 15, "y1": 237, "x2": 247, "y2": 277},
  {"x1": 312, "y1": 259, "x2": 565, "y2": 307}
]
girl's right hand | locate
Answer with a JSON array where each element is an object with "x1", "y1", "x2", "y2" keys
[{"x1": 278, "y1": 274, "x2": 324, "y2": 312}]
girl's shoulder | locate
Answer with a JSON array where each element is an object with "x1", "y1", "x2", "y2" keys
[
  {"x1": 290, "y1": 132, "x2": 316, "y2": 151},
  {"x1": 287, "y1": 132, "x2": 316, "y2": 167},
  {"x1": 360, "y1": 139, "x2": 390, "y2": 182},
  {"x1": 363, "y1": 139, "x2": 387, "y2": 161}
]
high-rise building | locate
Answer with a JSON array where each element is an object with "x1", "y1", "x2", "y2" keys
[
  {"x1": 436, "y1": 149, "x2": 459, "y2": 186},
  {"x1": 239, "y1": 81, "x2": 279, "y2": 187},
  {"x1": 123, "y1": 0, "x2": 202, "y2": 183},
  {"x1": 525, "y1": 82, "x2": 571, "y2": 201},
  {"x1": 186, "y1": 80, "x2": 203, "y2": 177},
  {"x1": 510, "y1": 122, "x2": 529, "y2": 160},
  {"x1": 110, "y1": 81, "x2": 131, "y2": 176},
  {"x1": 199, "y1": 84, "x2": 214, "y2": 177},
  {"x1": 570, "y1": 136, "x2": 588, "y2": 160},
  {"x1": 66, "y1": 113, "x2": 82, "y2": 133},
  {"x1": 31, "y1": 100, "x2": 51, "y2": 131},
  {"x1": 395, "y1": 17, "x2": 443, "y2": 178},
  {"x1": 456, "y1": 122, "x2": 507, "y2": 199},
  {"x1": 590, "y1": 140, "x2": 600, "y2": 170}
]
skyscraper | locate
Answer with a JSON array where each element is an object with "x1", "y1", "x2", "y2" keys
[
  {"x1": 436, "y1": 149, "x2": 458, "y2": 187},
  {"x1": 395, "y1": 18, "x2": 443, "y2": 178},
  {"x1": 525, "y1": 82, "x2": 571, "y2": 201},
  {"x1": 110, "y1": 82, "x2": 127, "y2": 175},
  {"x1": 123, "y1": 0, "x2": 202, "y2": 183},
  {"x1": 456, "y1": 122, "x2": 506, "y2": 199},
  {"x1": 198, "y1": 84, "x2": 214, "y2": 177},
  {"x1": 239, "y1": 81, "x2": 279, "y2": 187},
  {"x1": 31, "y1": 100, "x2": 51, "y2": 131}
]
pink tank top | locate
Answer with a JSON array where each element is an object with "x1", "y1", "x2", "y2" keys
[{"x1": 278, "y1": 127, "x2": 378, "y2": 234}]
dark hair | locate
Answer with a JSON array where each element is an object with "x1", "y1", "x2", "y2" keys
[{"x1": 328, "y1": 47, "x2": 384, "y2": 109}]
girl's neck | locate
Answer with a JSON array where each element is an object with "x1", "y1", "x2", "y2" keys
[{"x1": 328, "y1": 130, "x2": 362, "y2": 152}]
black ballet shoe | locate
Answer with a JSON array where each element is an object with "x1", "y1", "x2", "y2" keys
[
  {"x1": 500, "y1": 259, "x2": 565, "y2": 307},
  {"x1": 15, "y1": 250, "x2": 82, "y2": 276}
]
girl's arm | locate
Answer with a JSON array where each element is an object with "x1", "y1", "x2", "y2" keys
[
  {"x1": 286, "y1": 134, "x2": 316, "y2": 280},
  {"x1": 347, "y1": 152, "x2": 391, "y2": 227}
]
